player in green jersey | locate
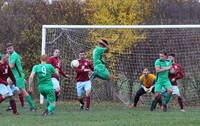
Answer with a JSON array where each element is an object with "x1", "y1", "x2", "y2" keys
[
  {"x1": 29, "y1": 54, "x2": 58, "y2": 116},
  {"x1": 91, "y1": 39, "x2": 115, "y2": 81},
  {"x1": 6, "y1": 43, "x2": 35, "y2": 111},
  {"x1": 150, "y1": 51, "x2": 173, "y2": 112}
]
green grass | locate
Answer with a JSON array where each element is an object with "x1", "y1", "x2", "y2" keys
[{"x1": 0, "y1": 101, "x2": 200, "y2": 126}]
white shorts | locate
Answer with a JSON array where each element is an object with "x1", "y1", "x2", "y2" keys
[
  {"x1": 76, "y1": 80, "x2": 92, "y2": 97},
  {"x1": 52, "y1": 78, "x2": 60, "y2": 91},
  {"x1": 9, "y1": 85, "x2": 19, "y2": 94},
  {"x1": 172, "y1": 85, "x2": 180, "y2": 95},
  {"x1": 0, "y1": 84, "x2": 13, "y2": 97}
]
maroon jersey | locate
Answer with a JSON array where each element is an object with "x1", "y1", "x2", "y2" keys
[
  {"x1": 169, "y1": 63, "x2": 184, "y2": 85},
  {"x1": 75, "y1": 59, "x2": 94, "y2": 82},
  {"x1": 0, "y1": 61, "x2": 16, "y2": 85},
  {"x1": 48, "y1": 56, "x2": 66, "y2": 80}
]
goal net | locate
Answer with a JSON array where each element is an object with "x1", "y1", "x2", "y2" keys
[{"x1": 41, "y1": 25, "x2": 200, "y2": 107}]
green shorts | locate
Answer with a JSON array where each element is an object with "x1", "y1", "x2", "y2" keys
[
  {"x1": 16, "y1": 77, "x2": 25, "y2": 89},
  {"x1": 94, "y1": 64, "x2": 110, "y2": 80},
  {"x1": 155, "y1": 80, "x2": 172, "y2": 93},
  {"x1": 39, "y1": 87, "x2": 55, "y2": 103}
]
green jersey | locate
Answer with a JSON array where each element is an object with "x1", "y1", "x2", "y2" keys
[
  {"x1": 9, "y1": 51, "x2": 25, "y2": 78},
  {"x1": 155, "y1": 59, "x2": 172, "y2": 82},
  {"x1": 92, "y1": 46, "x2": 106, "y2": 66},
  {"x1": 31, "y1": 64, "x2": 55, "y2": 89}
]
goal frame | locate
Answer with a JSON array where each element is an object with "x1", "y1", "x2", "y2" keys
[{"x1": 40, "y1": 24, "x2": 200, "y2": 104}]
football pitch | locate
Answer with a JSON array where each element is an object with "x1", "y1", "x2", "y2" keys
[{"x1": 0, "y1": 101, "x2": 200, "y2": 126}]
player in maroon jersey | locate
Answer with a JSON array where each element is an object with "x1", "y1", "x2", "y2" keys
[
  {"x1": 168, "y1": 54, "x2": 185, "y2": 112},
  {"x1": 74, "y1": 50, "x2": 94, "y2": 110},
  {"x1": 0, "y1": 53, "x2": 19, "y2": 115},
  {"x1": 48, "y1": 49, "x2": 69, "y2": 101}
]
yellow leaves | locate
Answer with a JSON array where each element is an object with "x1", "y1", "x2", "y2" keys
[
  {"x1": 84, "y1": 0, "x2": 151, "y2": 53},
  {"x1": 83, "y1": 0, "x2": 152, "y2": 73}
]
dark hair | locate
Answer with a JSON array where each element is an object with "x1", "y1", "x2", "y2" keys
[
  {"x1": 160, "y1": 50, "x2": 168, "y2": 56},
  {"x1": 99, "y1": 39, "x2": 108, "y2": 47},
  {"x1": 6, "y1": 42, "x2": 13, "y2": 48},
  {"x1": 101, "y1": 39, "x2": 108, "y2": 45},
  {"x1": 169, "y1": 53, "x2": 176, "y2": 57}
]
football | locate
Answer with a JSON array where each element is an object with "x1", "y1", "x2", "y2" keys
[{"x1": 71, "y1": 60, "x2": 79, "y2": 68}]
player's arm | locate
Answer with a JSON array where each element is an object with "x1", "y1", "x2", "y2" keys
[
  {"x1": 50, "y1": 65, "x2": 59, "y2": 77},
  {"x1": 148, "y1": 75, "x2": 156, "y2": 92},
  {"x1": 75, "y1": 67, "x2": 85, "y2": 73},
  {"x1": 104, "y1": 45, "x2": 110, "y2": 53},
  {"x1": 155, "y1": 60, "x2": 171, "y2": 73},
  {"x1": 56, "y1": 66, "x2": 69, "y2": 78},
  {"x1": 88, "y1": 60, "x2": 94, "y2": 71},
  {"x1": 29, "y1": 66, "x2": 37, "y2": 92},
  {"x1": 28, "y1": 72, "x2": 35, "y2": 93},
  {"x1": 9, "y1": 55, "x2": 17, "y2": 69},
  {"x1": 139, "y1": 74, "x2": 148, "y2": 91},
  {"x1": 172, "y1": 65, "x2": 184, "y2": 81},
  {"x1": 0, "y1": 78, "x2": 7, "y2": 85},
  {"x1": 155, "y1": 66, "x2": 171, "y2": 73}
]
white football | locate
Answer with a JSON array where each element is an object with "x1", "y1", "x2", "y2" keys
[{"x1": 71, "y1": 60, "x2": 79, "y2": 68}]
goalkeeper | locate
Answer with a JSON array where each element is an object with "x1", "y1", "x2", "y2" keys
[
  {"x1": 128, "y1": 68, "x2": 162, "y2": 109},
  {"x1": 91, "y1": 39, "x2": 114, "y2": 81}
]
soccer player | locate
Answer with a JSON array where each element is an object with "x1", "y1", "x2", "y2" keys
[
  {"x1": 92, "y1": 39, "x2": 114, "y2": 81},
  {"x1": 48, "y1": 49, "x2": 69, "y2": 101},
  {"x1": 74, "y1": 50, "x2": 94, "y2": 110},
  {"x1": 128, "y1": 68, "x2": 162, "y2": 109},
  {"x1": 168, "y1": 54, "x2": 185, "y2": 112},
  {"x1": 0, "y1": 53, "x2": 19, "y2": 115},
  {"x1": 29, "y1": 54, "x2": 58, "y2": 116},
  {"x1": 6, "y1": 43, "x2": 35, "y2": 111},
  {"x1": 150, "y1": 52, "x2": 173, "y2": 112}
]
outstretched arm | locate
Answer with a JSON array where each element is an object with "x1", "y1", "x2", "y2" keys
[{"x1": 28, "y1": 72, "x2": 35, "y2": 92}]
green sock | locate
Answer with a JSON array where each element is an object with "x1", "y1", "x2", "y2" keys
[
  {"x1": 25, "y1": 95, "x2": 35, "y2": 109},
  {"x1": 48, "y1": 104, "x2": 55, "y2": 113},
  {"x1": 163, "y1": 92, "x2": 171, "y2": 105}
]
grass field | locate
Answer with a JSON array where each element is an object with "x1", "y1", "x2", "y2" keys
[{"x1": 0, "y1": 101, "x2": 200, "y2": 126}]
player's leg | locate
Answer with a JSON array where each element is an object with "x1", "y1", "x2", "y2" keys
[
  {"x1": 45, "y1": 88, "x2": 56, "y2": 115},
  {"x1": 151, "y1": 87, "x2": 163, "y2": 109},
  {"x1": 172, "y1": 86, "x2": 184, "y2": 111},
  {"x1": 6, "y1": 85, "x2": 19, "y2": 111},
  {"x1": 52, "y1": 78, "x2": 60, "y2": 102},
  {"x1": 94, "y1": 64, "x2": 111, "y2": 80},
  {"x1": 150, "y1": 83, "x2": 162, "y2": 111},
  {"x1": 18, "y1": 92, "x2": 24, "y2": 107},
  {"x1": 6, "y1": 85, "x2": 19, "y2": 115},
  {"x1": 129, "y1": 87, "x2": 146, "y2": 108},
  {"x1": 162, "y1": 81, "x2": 172, "y2": 112},
  {"x1": 77, "y1": 82, "x2": 85, "y2": 110},
  {"x1": 84, "y1": 80, "x2": 92, "y2": 110},
  {"x1": 16, "y1": 77, "x2": 36, "y2": 111},
  {"x1": 39, "y1": 90, "x2": 48, "y2": 116},
  {"x1": 21, "y1": 88, "x2": 36, "y2": 111}
]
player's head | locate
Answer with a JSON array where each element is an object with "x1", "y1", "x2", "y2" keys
[
  {"x1": 6, "y1": 42, "x2": 14, "y2": 54},
  {"x1": 159, "y1": 51, "x2": 168, "y2": 61},
  {"x1": 53, "y1": 49, "x2": 60, "y2": 57},
  {"x1": 99, "y1": 39, "x2": 108, "y2": 48},
  {"x1": 79, "y1": 50, "x2": 85, "y2": 60},
  {"x1": 143, "y1": 67, "x2": 149, "y2": 76},
  {"x1": 40, "y1": 54, "x2": 49, "y2": 63},
  {"x1": 168, "y1": 53, "x2": 176, "y2": 63}
]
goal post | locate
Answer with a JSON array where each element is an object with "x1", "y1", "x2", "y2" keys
[{"x1": 41, "y1": 25, "x2": 200, "y2": 106}]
